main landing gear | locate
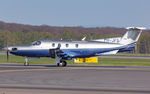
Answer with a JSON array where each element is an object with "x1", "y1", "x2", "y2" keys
[
  {"x1": 49, "y1": 49, "x2": 67, "y2": 67},
  {"x1": 24, "y1": 58, "x2": 29, "y2": 66},
  {"x1": 54, "y1": 52, "x2": 67, "y2": 67}
]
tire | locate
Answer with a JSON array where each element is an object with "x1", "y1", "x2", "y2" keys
[
  {"x1": 57, "y1": 61, "x2": 67, "y2": 67},
  {"x1": 56, "y1": 63, "x2": 60, "y2": 67},
  {"x1": 63, "y1": 61, "x2": 67, "y2": 67},
  {"x1": 24, "y1": 62, "x2": 29, "y2": 66}
]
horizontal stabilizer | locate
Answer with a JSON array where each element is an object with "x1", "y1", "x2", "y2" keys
[{"x1": 126, "y1": 27, "x2": 146, "y2": 30}]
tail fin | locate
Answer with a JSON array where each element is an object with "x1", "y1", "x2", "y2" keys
[{"x1": 119, "y1": 27, "x2": 146, "y2": 45}]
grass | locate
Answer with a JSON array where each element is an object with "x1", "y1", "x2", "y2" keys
[
  {"x1": 115, "y1": 53, "x2": 150, "y2": 56},
  {"x1": 0, "y1": 55, "x2": 150, "y2": 66},
  {"x1": 99, "y1": 58, "x2": 150, "y2": 66},
  {"x1": 0, "y1": 55, "x2": 55, "y2": 64}
]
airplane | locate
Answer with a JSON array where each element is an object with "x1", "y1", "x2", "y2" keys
[{"x1": 3, "y1": 27, "x2": 145, "y2": 67}]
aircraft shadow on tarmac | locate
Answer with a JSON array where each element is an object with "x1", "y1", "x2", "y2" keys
[
  {"x1": 0, "y1": 63, "x2": 127, "y2": 68},
  {"x1": 21, "y1": 64, "x2": 127, "y2": 68},
  {"x1": 44, "y1": 65, "x2": 127, "y2": 68}
]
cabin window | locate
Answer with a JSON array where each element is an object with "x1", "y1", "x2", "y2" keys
[
  {"x1": 66, "y1": 44, "x2": 69, "y2": 47},
  {"x1": 58, "y1": 43, "x2": 61, "y2": 48},
  {"x1": 75, "y1": 44, "x2": 78, "y2": 48},
  {"x1": 52, "y1": 43, "x2": 55, "y2": 47}
]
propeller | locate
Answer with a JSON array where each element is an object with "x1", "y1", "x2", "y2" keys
[
  {"x1": 2, "y1": 46, "x2": 9, "y2": 61},
  {"x1": 4, "y1": 40, "x2": 10, "y2": 61},
  {"x1": 6, "y1": 49, "x2": 9, "y2": 61},
  {"x1": 6, "y1": 39, "x2": 10, "y2": 61}
]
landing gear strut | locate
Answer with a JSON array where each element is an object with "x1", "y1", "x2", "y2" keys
[
  {"x1": 57, "y1": 60, "x2": 67, "y2": 67},
  {"x1": 24, "y1": 58, "x2": 29, "y2": 66}
]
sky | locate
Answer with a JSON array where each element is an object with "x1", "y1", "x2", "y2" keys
[{"x1": 0, "y1": 0, "x2": 150, "y2": 28}]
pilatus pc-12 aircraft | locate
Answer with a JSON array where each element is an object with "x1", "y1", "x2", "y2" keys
[{"x1": 4, "y1": 27, "x2": 145, "y2": 67}]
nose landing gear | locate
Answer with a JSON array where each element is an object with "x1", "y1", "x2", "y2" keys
[{"x1": 24, "y1": 58, "x2": 29, "y2": 66}]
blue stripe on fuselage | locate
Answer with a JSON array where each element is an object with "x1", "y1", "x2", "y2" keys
[
  {"x1": 10, "y1": 49, "x2": 50, "y2": 57},
  {"x1": 118, "y1": 46, "x2": 135, "y2": 52},
  {"x1": 10, "y1": 48, "x2": 120, "y2": 58},
  {"x1": 10, "y1": 48, "x2": 118, "y2": 57}
]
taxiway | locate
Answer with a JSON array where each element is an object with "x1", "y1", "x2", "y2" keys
[{"x1": 0, "y1": 63, "x2": 150, "y2": 94}]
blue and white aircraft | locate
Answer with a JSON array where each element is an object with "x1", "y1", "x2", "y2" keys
[{"x1": 4, "y1": 27, "x2": 145, "y2": 67}]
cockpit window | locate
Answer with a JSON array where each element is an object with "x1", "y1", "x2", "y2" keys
[
  {"x1": 12, "y1": 48, "x2": 17, "y2": 51},
  {"x1": 32, "y1": 41, "x2": 41, "y2": 46}
]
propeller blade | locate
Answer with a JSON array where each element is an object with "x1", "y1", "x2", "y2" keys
[
  {"x1": 5, "y1": 39, "x2": 9, "y2": 61},
  {"x1": 7, "y1": 50, "x2": 9, "y2": 61}
]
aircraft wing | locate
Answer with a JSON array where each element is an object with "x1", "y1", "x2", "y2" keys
[
  {"x1": 54, "y1": 49, "x2": 78, "y2": 60},
  {"x1": 61, "y1": 50, "x2": 77, "y2": 57}
]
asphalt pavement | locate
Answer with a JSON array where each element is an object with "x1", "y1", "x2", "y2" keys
[{"x1": 0, "y1": 63, "x2": 150, "y2": 94}]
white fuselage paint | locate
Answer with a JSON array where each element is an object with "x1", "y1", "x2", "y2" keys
[{"x1": 14, "y1": 41, "x2": 123, "y2": 51}]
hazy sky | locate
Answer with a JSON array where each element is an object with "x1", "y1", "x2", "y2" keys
[{"x1": 0, "y1": 0, "x2": 150, "y2": 28}]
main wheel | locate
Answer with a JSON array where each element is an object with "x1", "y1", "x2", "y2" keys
[
  {"x1": 24, "y1": 62, "x2": 29, "y2": 66},
  {"x1": 56, "y1": 63, "x2": 60, "y2": 67},
  {"x1": 63, "y1": 61, "x2": 67, "y2": 67},
  {"x1": 57, "y1": 61, "x2": 67, "y2": 67}
]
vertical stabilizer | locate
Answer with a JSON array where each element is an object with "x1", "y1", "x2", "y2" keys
[{"x1": 119, "y1": 27, "x2": 146, "y2": 45}]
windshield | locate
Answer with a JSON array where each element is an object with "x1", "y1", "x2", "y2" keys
[{"x1": 32, "y1": 41, "x2": 41, "y2": 46}]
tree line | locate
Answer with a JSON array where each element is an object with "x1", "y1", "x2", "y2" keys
[{"x1": 0, "y1": 30, "x2": 150, "y2": 54}]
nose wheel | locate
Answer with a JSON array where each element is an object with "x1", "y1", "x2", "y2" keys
[{"x1": 57, "y1": 60, "x2": 67, "y2": 67}]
